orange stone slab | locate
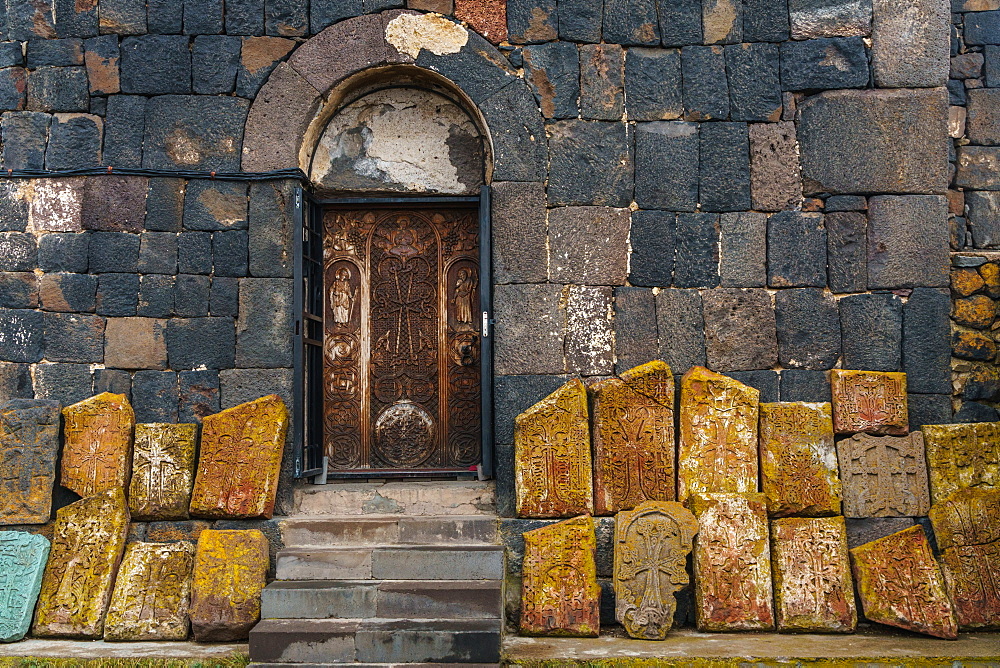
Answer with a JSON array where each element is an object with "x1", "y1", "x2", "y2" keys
[
  {"x1": 32, "y1": 488, "x2": 130, "y2": 639},
  {"x1": 188, "y1": 395, "x2": 288, "y2": 520},
  {"x1": 614, "y1": 501, "x2": 698, "y2": 640},
  {"x1": 830, "y1": 370, "x2": 908, "y2": 436},
  {"x1": 923, "y1": 422, "x2": 1000, "y2": 505},
  {"x1": 690, "y1": 493, "x2": 774, "y2": 632},
  {"x1": 189, "y1": 529, "x2": 269, "y2": 642},
  {"x1": 758, "y1": 402, "x2": 841, "y2": 517},
  {"x1": 129, "y1": 423, "x2": 198, "y2": 521},
  {"x1": 0, "y1": 399, "x2": 61, "y2": 525},
  {"x1": 591, "y1": 361, "x2": 675, "y2": 516},
  {"x1": 515, "y1": 379, "x2": 593, "y2": 518},
  {"x1": 678, "y1": 367, "x2": 759, "y2": 504},
  {"x1": 836, "y1": 431, "x2": 930, "y2": 518},
  {"x1": 850, "y1": 525, "x2": 958, "y2": 639},
  {"x1": 520, "y1": 515, "x2": 600, "y2": 637},
  {"x1": 771, "y1": 517, "x2": 856, "y2": 633},
  {"x1": 928, "y1": 487, "x2": 1000, "y2": 552},
  {"x1": 60, "y1": 393, "x2": 135, "y2": 498},
  {"x1": 104, "y1": 541, "x2": 195, "y2": 641}
]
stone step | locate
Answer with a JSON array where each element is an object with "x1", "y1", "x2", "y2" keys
[
  {"x1": 250, "y1": 664, "x2": 498, "y2": 667},
  {"x1": 249, "y1": 618, "x2": 502, "y2": 664},
  {"x1": 275, "y1": 545, "x2": 505, "y2": 581},
  {"x1": 289, "y1": 481, "x2": 495, "y2": 517},
  {"x1": 261, "y1": 580, "x2": 503, "y2": 620},
  {"x1": 279, "y1": 515, "x2": 499, "y2": 547}
]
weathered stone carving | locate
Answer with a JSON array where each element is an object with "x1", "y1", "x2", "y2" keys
[
  {"x1": 678, "y1": 367, "x2": 759, "y2": 503},
  {"x1": 690, "y1": 493, "x2": 774, "y2": 631},
  {"x1": 520, "y1": 515, "x2": 600, "y2": 637},
  {"x1": 759, "y1": 402, "x2": 841, "y2": 517},
  {"x1": 0, "y1": 531, "x2": 50, "y2": 642},
  {"x1": 592, "y1": 361, "x2": 675, "y2": 516},
  {"x1": 189, "y1": 529, "x2": 269, "y2": 642},
  {"x1": 850, "y1": 525, "x2": 958, "y2": 639},
  {"x1": 61, "y1": 393, "x2": 135, "y2": 498},
  {"x1": 836, "y1": 432, "x2": 930, "y2": 517},
  {"x1": 129, "y1": 424, "x2": 198, "y2": 521},
  {"x1": 614, "y1": 501, "x2": 698, "y2": 640},
  {"x1": 923, "y1": 422, "x2": 1000, "y2": 505},
  {"x1": 0, "y1": 399, "x2": 61, "y2": 525},
  {"x1": 33, "y1": 488, "x2": 130, "y2": 638},
  {"x1": 515, "y1": 379, "x2": 594, "y2": 518},
  {"x1": 104, "y1": 541, "x2": 196, "y2": 641},
  {"x1": 771, "y1": 517, "x2": 856, "y2": 633},
  {"x1": 830, "y1": 370, "x2": 908, "y2": 436},
  {"x1": 189, "y1": 395, "x2": 288, "y2": 520}
]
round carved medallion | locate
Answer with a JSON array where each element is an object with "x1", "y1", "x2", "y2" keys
[{"x1": 374, "y1": 400, "x2": 436, "y2": 467}]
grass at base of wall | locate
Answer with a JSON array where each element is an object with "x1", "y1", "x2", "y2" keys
[{"x1": 0, "y1": 657, "x2": 249, "y2": 668}]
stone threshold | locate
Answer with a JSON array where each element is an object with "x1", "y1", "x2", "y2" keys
[
  {"x1": 0, "y1": 639, "x2": 248, "y2": 660},
  {"x1": 503, "y1": 629, "x2": 1000, "y2": 665}
]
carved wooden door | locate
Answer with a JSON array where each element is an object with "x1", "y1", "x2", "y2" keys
[{"x1": 322, "y1": 205, "x2": 481, "y2": 473}]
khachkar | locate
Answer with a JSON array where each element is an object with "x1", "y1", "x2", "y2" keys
[
  {"x1": 850, "y1": 525, "x2": 958, "y2": 639},
  {"x1": 836, "y1": 432, "x2": 930, "y2": 517},
  {"x1": 61, "y1": 393, "x2": 135, "y2": 498},
  {"x1": 929, "y1": 488, "x2": 1000, "y2": 629},
  {"x1": 0, "y1": 399, "x2": 61, "y2": 525},
  {"x1": 592, "y1": 361, "x2": 676, "y2": 516},
  {"x1": 130, "y1": 424, "x2": 198, "y2": 520},
  {"x1": 0, "y1": 532, "x2": 50, "y2": 642},
  {"x1": 33, "y1": 488, "x2": 129, "y2": 638},
  {"x1": 614, "y1": 501, "x2": 698, "y2": 640},
  {"x1": 520, "y1": 515, "x2": 600, "y2": 637},
  {"x1": 104, "y1": 542, "x2": 196, "y2": 640},
  {"x1": 922, "y1": 422, "x2": 1000, "y2": 504},
  {"x1": 771, "y1": 517, "x2": 856, "y2": 633},
  {"x1": 678, "y1": 367, "x2": 759, "y2": 504},
  {"x1": 830, "y1": 370, "x2": 908, "y2": 436},
  {"x1": 758, "y1": 402, "x2": 841, "y2": 517},
  {"x1": 189, "y1": 529, "x2": 269, "y2": 641},
  {"x1": 189, "y1": 396, "x2": 288, "y2": 519},
  {"x1": 515, "y1": 379, "x2": 593, "y2": 518},
  {"x1": 690, "y1": 493, "x2": 774, "y2": 631}
]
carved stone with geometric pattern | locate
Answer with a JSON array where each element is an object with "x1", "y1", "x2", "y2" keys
[
  {"x1": 104, "y1": 541, "x2": 196, "y2": 640},
  {"x1": 690, "y1": 493, "x2": 774, "y2": 632},
  {"x1": 189, "y1": 529, "x2": 269, "y2": 641},
  {"x1": 129, "y1": 424, "x2": 198, "y2": 521},
  {"x1": 850, "y1": 525, "x2": 959, "y2": 639},
  {"x1": 188, "y1": 396, "x2": 288, "y2": 520},
  {"x1": 922, "y1": 422, "x2": 1000, "y2": 505},
  {"x1": 759, "y1": 402, "x2": 841, "y2": 517},
  {"x1": 0, "y1": 531, "x2": 50, "y2": 642},
  {"x1": 0, "y1": 399, "x2": 61, "y2": 526},
  {"x1": 836, "y1": 432, "x2": 930, "y2": 517},
  {"x1": 60, "y1": 393, "x2": 135, "y2": 499},
  {"x1": 830, "y1": 370, "x2": 908, "y2": 436},
  {"x1": 515, "y1": 378, "x2": 593, "y2": 518},
  {"x1": 592, "y1": 361, "x2": 675, "y2": 516}
]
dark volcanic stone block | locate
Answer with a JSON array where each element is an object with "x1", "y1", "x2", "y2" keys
[
  {"x1": 248, "y1": 180, "x2": 295, "y2": 279},
  {"x1": 84, "y1": 35, "x2": 121, "y2": 96},
  {"x1": 674, "y1": 213, "x2": 719, "y2": 288},
  {"x1": 779, "y1": 368, "x2": 831, "y2": 403},
  {"x1": 699, "y1": 122, "x2": 750, "y2": 212},
  {"x1": 702, "y1": 288, "x2": 778, "y2": 372},
  {"x1": 655, "y1": 288, "x2": 705, "y2": 373},
  {"x1": 39, "y1": 273, "x2": 97, "y2": 312},
  {"x1": 210, "y1": 276, "x2": 239, "y2": 317},
  {"x1": 613, "y1": 286, "x2": 658, "y2": 373},
  {"x1": 97, "y1": 273, "x2": 140, "y2": 316},
  {"x1": 138, "y1": 232, "x2": 178, "y2": 275},
  {"x1": 184, "y1": 0, "x2": 225, "y2": 34},
  {"x1": 955, "y1": 401, "x2": 999, "y2": 423},
  {"x1": 0, "y1": 232, "x2": 37, "y2": 272},
  {"x1": 236, "y1": 277, "x2": 293, "y2": 368},
  {"x1": 0, "y1": 273, "x2": 38, "y2": 309},
  {"x1": 120, "y1": 35, "x2": 192, "y2": 95},
  {"x1": 658, "y1": 0, "x2": 701, "y2": 46},
  {"x1": 780, "y1": 37, "x2": 869, "y2": 90},
  {"x1": 839, "y1": 292, "x2": 903, "y2": 371},
  {"x1": 27, "y1": 39, "x2": 83, "y2": 68},
  {"x1": 138, "y1": 274, "x2": 174, "y2": 318},
  {"x1": 743, "y1": 0, "x2": 789, "y2": 41},
  {"x1": 148, "y1": 0, "x2": 184, "y2": 34},
  {"x1": 903, "y1": 288, "x2": 951, "y2": 395},
  {"x1": 0, "y1": 67, "x2": 26, "y2": 112},
  {"x1": 0, "y1": 309, "x2": 43, "y2": 363},
  {"x1": 53, "y1": 0, "x2": 98, "y2": 38},
  {"x1": 564, "y1": 285, "x2": 613, "y2": 375},
  {"x1": 178, "y1": 369, "x2": 220, "y2": 423},
  {"x1": 103, "y1": 95, "x2": 146, "y2": 168},
  {"x1": 625, "y1": 47, "x2": 683, "y2": 121},
  {"x1": 132, "y1": 370, "x2": 178, "y2": 423},
  {"x1": 547, "y1": 120, "x2": 632, "y2": 207},
  {"x1": 775, "y1": 288, "x2": 840, "y2": 370},
  {"x1": 166, "y1": 317, "x2": 236, "y2": 370},
  {"x1": 702, "y1": 0, "x2": 743, "y2": 43},
  {"x1": 603, "y1": 0, "x2": 659, "y2": 45},
  {"x1": 579, "y1": 44, "x2": 624, "y2": 121},
  {"x1": 184, "y1": 181, "x2": 249, "y2": 231},
  {"x1": 264, "y1": 0, "x2": 308, "y2": 37},
  {"x1": 174, "y1": 274, "x2": 211, "y2": 317},
  {"x1": 907, "y1": 394, "x2": 951, "y2": 430},
  {"x1": 825, "y1": 195, "x2": 866, "y2": 212},
  {"x1": 965, "y1": 10, "x2": 1000, "y2": 45},
  {"x1": 720, "y1": 212, "x2": 766, "y2": 288},
  {"x1": 235, "y1": 36, "x2": 295, "y2": 99},
  {"x1": 0, "y1": 363, "x2": 32, "y2": 399},
  {"x1": 414, "y1": 31, "x2": 518, "y2": 106},
  {"x1": 634, "y1": 122, "x2": 698, "y2": 211},
  {"x1": 967, "y1": 192, "x2": 1000, "y2": 250},
  {"x1": 33, "y1": 363, "x2": 93, "y2": 406},
  {"x1": 682, "y1": 45, "x2": 729, "y2": 120},
  {"x1": 38, "y1": 233, "x2": 89, "y2": 273},
  {"x1": 826, "y1": 211, "x2": 867, "y2": 293},
  {"x1": 867, "y1": 195, "x2": 949, "y2": 289},
  {"x1": 43, "y1": 312, "x2": 105, "y2": 363},
  {"x1": 728, "y1": 370, "x2": 780, "y2": 403},
  {"x1": 548, "y1": 206, "x2": 629, "y2": 285},
  {"x1": 725, "y1": 42, "x2": 781, "y2": 122},
  {"x1": 143, "y1": 96, "x2": 250, "y2": 171},
  {"x1": 227, "y1": 0, "x2": 265, "y2": 35},
  {"x1": 559, "y1": 0, "x2": 602, "y2": 42},
  {"x1": 494, "y1": 283, "x2": 564, "y2": 376},
  {"x1": 522, "y1": 42, "x2": 579, "y2": 119},
  {"x1": 0, "y1": 43, "x2": 23, "y2": 69},
  {"x1": 99, "y1": 0, "x2": 147, "y2": 34},
  {"x1": 193, "y1": 35, "x2": 241, "y2": 94},
  {"x1": 767, "y1": 211, "x2": 826, "y2": 288},
  {"x1": 94, "y1": 368, "x2": 130, "y2": 398},
  {"x1": 213, "y1": 230, "x2": 249, "y2": 277},
  {"x1": 1, "y1": 112, "x2": 49, "y2": 170},
  {"x1": 507, "y1": 0, "x2": 558, "y2": 44},
  {"x1": 45, "y1": 114, "x2": 102, "y2": 170},
  {"x1": 629, "y1": 210, "x2": 675, "y2": 287},
  {"x1": 491, "y1": 181, "x2": 547, "y2": 284},
  {"x1": 89, "y1": 232, "x2": 140, "y2": 273},
  {"x1": 145, "y1": 178, "x2": 185, "y2": 232},
  {"x1": 26, "y1": 66, "x2": 89, "y2": 112},
  {"x1": 178, "y1": 232, "x2": 213, "y2": 274},
  {"x1": 494, "y1": 374, "x2": 571, "y2": 445}
]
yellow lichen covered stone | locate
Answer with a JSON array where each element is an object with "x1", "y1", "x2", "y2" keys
[
  {"x1": 189, "y1": 529, "x2": 268, "y2": 641},
  {"x1": 61, "y1": 393, "x2": 135, "y2": 498},
  {"x1": 129, "y1": 423, "x2": 198, "y2": 521},
  {"x1": 923, "y1": 422, "x2": 1000, "y2": 504},
  {"x1": 104, "y1": 541, "x2": 195, "y2": 641}
]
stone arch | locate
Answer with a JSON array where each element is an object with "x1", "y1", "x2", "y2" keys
[{"x1": 241, "y1": 9, "x2": 547, "y2": 185}]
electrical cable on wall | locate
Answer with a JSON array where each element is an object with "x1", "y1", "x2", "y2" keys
[{"x1": 1, "y1": 167, "x2": 308, "y2": 182}]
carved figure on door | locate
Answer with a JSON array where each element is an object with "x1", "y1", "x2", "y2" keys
[{"x1": 331, "y1": 267, "x2": 355, "y2": 325}]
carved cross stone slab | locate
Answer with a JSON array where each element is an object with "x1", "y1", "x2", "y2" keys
[
  {"x1": 850, "y1": 525, "x2": 958, "y2": 639},
  {"x1": 515, "y1": 378, "x2": 593, "y2": 518},
  {"x1": 830, "y1": 370, "x2": 908, "y2": 436},
  {"x1": 614, "y1": 501, "x2": 698, "y2": 640},
  {"x1": 929, "y1": 488, "x2": 1000, "y2": 629},
  {"x1": 771, "y1": 516, "x2": 856, "y2": 633},
  {"x1": 33, "y1": 488, "x2": 129, "y2": 639},
  {"x1": 0, "y1": 531, "x2": 49, "y2": 642},
  {"x1": 678, "y1": 367, "x2": 759, "y2": 504},
  {"x1": 189, "y1": 395, "x2": 288, "y2": 520},
  {"x1": 923, "y1": 422, "x2": 1000, "y2": 505},
  {"x1": 61, "y1": 392, "x2": 135, "y2": 498},
  {"x1": 520, "y1": 515, "x2": 600, "y2": 637},
  {"x1": 0, "y1": 399, "x2": 61, "y2": 526},
  {"x1": 592, "y1": 361, "x2": 675, "y2": 516},
  {"x1": 690, "y1": 493, "x2": 774, "y2": 631},
  {"x1": 759, "y1": 402, "x2": 841, "y2": 517},
  {"x1": 129, "y1": 423, "x2": 198, "y2": 521},
  {"x1": 837, "y1": 432, "x2": 930, "y2": 518},
  {"x1": 189, "y1": 529, "x2": 268, "y2": 641},
  {"x1": 104, "y1": 541, "x2": 195, "y2": 640}
]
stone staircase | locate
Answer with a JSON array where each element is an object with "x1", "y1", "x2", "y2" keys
[{"x1": 249, "y1": 481, "x2": 504, "y2": 666}]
